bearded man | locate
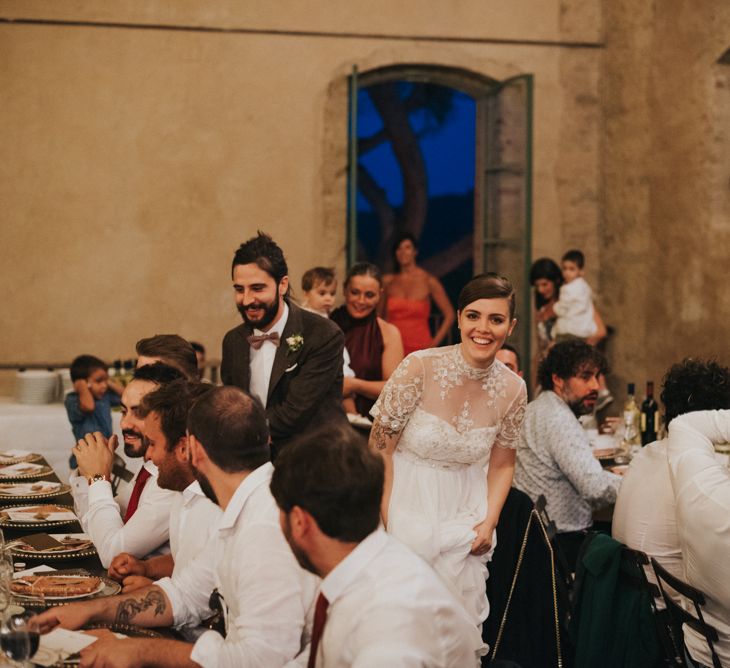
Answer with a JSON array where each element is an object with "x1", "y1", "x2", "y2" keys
[
  {"x1": 513, "y1": 340, "x2": 621, "y2": 566},
  {"x1": 71, "y1": 363, "x2": 184, "y2": 567},
  {"x1": 220, "y1": 232, "x2": 347, "y2": 459}
]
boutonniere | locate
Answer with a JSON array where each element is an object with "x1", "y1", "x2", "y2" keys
[{"x1": 286, "y1": 333, "x2": 304, "y2": 353}]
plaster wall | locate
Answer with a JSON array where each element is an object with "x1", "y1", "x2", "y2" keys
[
  {"x1": 0, "y1": 1, "x2": 603, "y2": 381},
  {"x1": 602, "y1": 0, "x2": 730, "y2": 399}
]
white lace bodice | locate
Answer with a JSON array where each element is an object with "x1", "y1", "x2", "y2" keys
[{"x1": 371, "y1": 346, "x2": 527, "y2": 467}]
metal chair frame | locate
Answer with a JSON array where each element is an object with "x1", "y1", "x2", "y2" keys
[{"x1": 650, "y1": 557, "x2": 722, "y2": 668}]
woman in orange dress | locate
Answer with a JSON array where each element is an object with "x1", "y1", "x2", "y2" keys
[{"x1": 382, "y1": 233, "x2": 455, "y2": 356}]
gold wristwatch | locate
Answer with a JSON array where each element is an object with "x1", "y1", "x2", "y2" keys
[{"x1": 87, "y1": 473, "x2": 110, "y2": 485}]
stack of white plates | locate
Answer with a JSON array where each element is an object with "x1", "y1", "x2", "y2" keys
[
  {"x1": 58, "y1": 368, "x2": 73, "y2": 397},
  {"x1": 15, "y1": 370, "x2": 60, "y2": 404}
]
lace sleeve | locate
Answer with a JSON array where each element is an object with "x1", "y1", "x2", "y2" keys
[
  {"x1": 494, "y1": 380, "x2": 527, "y2": 449},
  {"x1": 370, "y1": 354, "x2": 425, "y2": 434}
]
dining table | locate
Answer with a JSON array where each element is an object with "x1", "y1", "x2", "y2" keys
[{"x1": 0, "y1": 453, "x2": 179, "y2": 666}]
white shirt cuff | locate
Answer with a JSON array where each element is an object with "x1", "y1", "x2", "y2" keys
[
  {"x1": 190, "y1": 630, "x2": 225, "y2": 668},
  {"x1": 86, "y1": 479, "x2": 114, "y2": 504},
  {"x1": 156, "y1": 577, "x2": 192, "y2": 628}
]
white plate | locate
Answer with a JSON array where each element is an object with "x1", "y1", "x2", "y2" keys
[
  {"x1": 12, "y1": 575, "x2": 105, "y2": 601},
  {"x1": 10, "y1": 533, "x2": 93, "y2": 556}
]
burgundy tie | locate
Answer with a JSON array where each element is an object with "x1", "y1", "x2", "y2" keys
[
  {"x1": 307, "y1": 592, "x2": 329, "y2": 668},
  {"x1": 247, "y1": 332, "x2": 280, "y2": 350},
  {"x1": 123, "y1": 466, "x2": 151, "y2": 523}
]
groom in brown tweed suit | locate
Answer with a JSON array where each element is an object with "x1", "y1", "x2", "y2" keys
[{"x1": 221, "y1": 232, "x2": 347, "y2": 459}]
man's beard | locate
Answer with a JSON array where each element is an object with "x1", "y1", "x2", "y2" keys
[
  {"x1": 237, "y1": 295, "x2": 280, "y2": 330},
  {"x1": 567, "y1": 392, "x2": 598, "y2": 417},
  {"x1": 123, "y1": 429, "x2": 146, "y2": 458},
  {"x1": 193, "y1": 467, "x2": 218, "y2": 505},
  {"x1": 282, "y1": 514, "x2": 319, "y2": 577},
  {"x1": 157, "y1": 458, "x2": 191, "y2": 492}
]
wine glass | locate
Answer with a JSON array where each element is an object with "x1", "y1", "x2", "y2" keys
[{"x1": 0, "y1": 614, "x2": 40, "y2": 666}]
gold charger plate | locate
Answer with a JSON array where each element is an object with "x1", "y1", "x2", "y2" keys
[
  {"x1": 0, "y1": 504, "x2": 78, "y2": 529},
  {"x1": 8, "y1": 536, "x2": 96, "y2": 561},
  {"x1": 0, "y1": 464, "x2": 54, "y2": 480},
  {"x1": 0, "y1": 452, "x2": 43, "y2": 465},
  {"x1": 0, "y1": 482, "x2": 71, "y2": 501},
  {"x1": 12, "y1": 574, "x2": 122, "y2": 609}
]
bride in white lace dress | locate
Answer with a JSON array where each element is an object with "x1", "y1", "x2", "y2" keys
[{"x1": 369, "y1": 273, "x2": 527, "y2": 656}]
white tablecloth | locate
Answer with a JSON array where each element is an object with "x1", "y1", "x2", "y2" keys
[{"x1": 0, "y1": 398, "x2": 136, "y2": 482}]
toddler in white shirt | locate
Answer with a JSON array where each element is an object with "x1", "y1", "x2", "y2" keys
[
  {"x1": 301, "y1": 266, "x2": 357, "y2": 415},
  {"x1": 553, "y1": 249, "x2": 598, "y2": 340}
]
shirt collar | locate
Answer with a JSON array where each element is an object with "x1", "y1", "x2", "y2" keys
[
  {"x1": 217, "y1": 462, "x2": 274, "y2": 532},
  {"x1": 183, "y1": 479, "x2": 205, "y2": 504},
  {"x1": 320, "y1": 527, "x2": 388, "y2": 604},
  {"x1": 253, "y1": 302, "x2": 289, "y2": 337},
  {"x1": 143, "y1": 460, "x2": 158, "y2": 476}
]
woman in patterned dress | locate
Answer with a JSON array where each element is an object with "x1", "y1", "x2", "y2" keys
[{"x1": 368, "y1": 273, "x2": 527, "y2": 655}]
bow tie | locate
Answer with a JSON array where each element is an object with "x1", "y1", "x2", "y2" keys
[{"x1": 247, "y1": 332, "x2": 280, "y2": 350}]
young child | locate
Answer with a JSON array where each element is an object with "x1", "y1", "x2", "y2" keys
[
  {"x1": 553, "y1": 249, "x2": 598, "y2": 341},
  {"x1": 300, "y1": 266, "x2": 358, "y2": 415},
  {"x1": 301, "y1": 266, "x2": 337, "y2": 316},
  {"x1": 65, "y1": 355, "x2": 124, "y2": 467}
]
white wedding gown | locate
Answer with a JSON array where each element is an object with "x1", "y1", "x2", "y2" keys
[{"x1": 371, "y1": 345, "x2": 527, "y2": 642}]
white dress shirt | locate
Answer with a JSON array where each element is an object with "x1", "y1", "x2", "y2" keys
[
  {"x1": 169, "y1": 480, "x2": 221, "y2": 572},
  {"x1": 157, "y1": 462, "x2": 317, "y2": 668},
  {"x1": 513, "y1": 390, "x2": 621, "y2": 532},
  {"x1": 297, "y1": 528, "x2": 484, "y2": 668},
  {"x1": 249, "y1": 303, "x2": 289, "y2": 407},
  {"x1": 666, "y1": 410, "x2": 730, "y2": 667},
  {"x1": 553, "y1": 277, "x2": 597, "y2": 338},
  {"x1": 77, "y1": 460, "x2": 178, "y2": 568},
  {"x1": 612, "y1": 438, "x2": 682, "y2": 605},
  {"x1": 70, "y1": 459, "x2": 137, "y2": 520}
]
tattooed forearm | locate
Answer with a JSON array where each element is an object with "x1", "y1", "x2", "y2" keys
[
  {"x1": 369, "y1": 420, "x2": 396, "y2": 451},
  {"x1": 114, "y1": 589, "x2": 167, "y2": 625}
]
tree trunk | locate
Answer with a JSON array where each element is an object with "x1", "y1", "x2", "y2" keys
[{"x1": 368, "y1": 83, "x2": 429, "y2": 244}]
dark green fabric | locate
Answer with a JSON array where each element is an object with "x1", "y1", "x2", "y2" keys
[{"x1": 570, "y1": 532, "x2": 663, "y2": 668}]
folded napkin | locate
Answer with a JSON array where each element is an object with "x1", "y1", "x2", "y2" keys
[
  {"x1": 34, "y1": 628, "x2": 97, "y2": 667},
  {"x1": 13, "y1": 564, "x2": 56, "y2": 579}
]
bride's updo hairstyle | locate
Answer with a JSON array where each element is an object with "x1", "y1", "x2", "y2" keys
[{"x1": 457, "y1": 273, "x2": 516, "y2": 319}]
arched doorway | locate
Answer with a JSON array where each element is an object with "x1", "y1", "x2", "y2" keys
[{"x1": 347, "y1": 64, "x2": 533, "y2": 377}]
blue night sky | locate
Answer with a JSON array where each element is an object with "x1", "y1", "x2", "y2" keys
[{"x1": 356, "y1": 87, "x2": 476, "y2": 211}]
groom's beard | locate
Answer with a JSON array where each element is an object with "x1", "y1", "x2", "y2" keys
[{"x1": 237, "y1": 295, "x2": 280, "y2": 330}]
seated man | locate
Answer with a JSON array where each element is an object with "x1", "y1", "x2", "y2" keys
[
  {"x1": 496, "y1": 343, "x2": 523, "y2": 377},
  {"x1": 513, "y1": 340, "x2": 620, "y2": 566},
  {"x1": 613, "y1": 359, "x2": 730, "y2": 597},
  {"x1": 108, "y1": 379, "x2": 221, "y2": 599},
  {"x1": 71, "y1": 363, "x2": 183, "y2": 567},
  {"x1": 37, "y1": 386, "x2": 316, "y2": 668},
  {"x1": 270, "y1": 425, "x2": 484, "y2": 667},
  {"x1": 667, "y1": 409, "x2": 730, "y2": 668},
  {"x1": 136, "y1": 334, "x2": 199, "y2": 381}
]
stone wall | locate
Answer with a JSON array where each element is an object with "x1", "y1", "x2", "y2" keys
[
  {"x1": 601, "y1": 0, "x2": 730, "y2": 401},
  {"x1": 0, "y1": 0, "x2": 603, "y2": 389}
]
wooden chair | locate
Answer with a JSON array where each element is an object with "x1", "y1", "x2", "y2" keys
[{"x1": 650, "y1": 558, "x2": 722, "y2": 668}]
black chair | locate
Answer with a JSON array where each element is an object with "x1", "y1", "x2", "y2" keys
[
  {"x1": 484, "y1": 491, "x2": 571, "y2": 668},
  {"x1": 621, "y1": 548, "x2": 679, "y2": 666},
  {"x1": 650, "y1": 558, "x2": 722, "y2": 668},
  {"x1": 535, "y1": 495, "x2": 574, "y2": 598},
  {"x1": 570, "y1": 533, "x2": 665, "y2": 667}
]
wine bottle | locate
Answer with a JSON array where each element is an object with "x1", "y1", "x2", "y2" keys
[
  {"x1": 640, "y1": 381, "x2": 659, "y2": 446},
  {"x1": 621, "y1": 382, "x2": 641, "y2": 452}
]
